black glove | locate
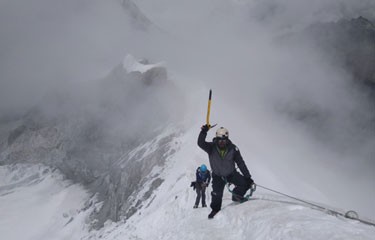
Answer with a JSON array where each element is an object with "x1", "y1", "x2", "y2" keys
[
  {"x1": 190, "y1": 181, "x2": 197, "y2": 190},
  {"x1": 201, "y1": 124, "x2": 210, "y2": 133},
  {"x1": 246, "y1": 177, "x2": 254, "y2": 187}
]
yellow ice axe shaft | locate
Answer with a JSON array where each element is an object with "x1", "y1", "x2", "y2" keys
[{"x1": 206, "y1": 89, "x2": 212, "y2": 128}]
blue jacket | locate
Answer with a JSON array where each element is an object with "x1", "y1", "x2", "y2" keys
[{"x1": 196, "y1": 167, "x2": 211, "y2": 184}]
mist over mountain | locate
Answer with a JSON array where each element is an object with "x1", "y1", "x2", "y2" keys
[
  {"x1": 0, "y1": 0, "x2": 160, "y2": 117},
  {"x1": 0, "y1": 0, "x2": 374, "y2": 235},
  {"x1": 0, "y1": 54, "x2": 185, "y2": 228},
  {"x1": 274, "y1": 15, "x2": 375, "y2": 165}
]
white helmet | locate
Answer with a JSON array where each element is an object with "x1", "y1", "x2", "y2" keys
[{"x1": 216, "y1": 127, "x2": 229, "y2": 138}]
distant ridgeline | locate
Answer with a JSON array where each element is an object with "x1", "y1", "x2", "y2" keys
[
  {"x1": 307, "y1": 16, "x2": 375, "y2": 89},
  {"x1": 0, "y1": 55, "x2": 184, "y2": 229}
]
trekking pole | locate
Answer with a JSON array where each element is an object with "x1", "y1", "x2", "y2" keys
[{"x1": 206, "y1": 89, "x2": 217, "y2": 129}]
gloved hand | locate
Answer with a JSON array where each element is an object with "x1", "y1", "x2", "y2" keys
[
  {"x1": 201, "y1": 124, "x2": 210, "y2": 133},
  {"x1": 246, "y1": 177, "x2": 254, "y2": 187}
]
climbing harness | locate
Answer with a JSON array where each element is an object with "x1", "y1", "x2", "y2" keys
[{"x1": 224, "y1": 178, "x2": 256, "y2": 202}]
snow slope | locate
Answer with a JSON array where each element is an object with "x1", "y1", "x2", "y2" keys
[
  {"x1": 85, "y1": 128, "x2": 375, "y2": 240},
  {"x1": 0, "y1": 164, "x2": 93, "y2": 240},
  {"x1": 0, "y1": 126, "x2": 374, "y2": 240},
  {"x1": 1, "y1": 1, "x2": 374, "y2": 239}
]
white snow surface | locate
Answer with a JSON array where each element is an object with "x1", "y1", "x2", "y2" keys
[
  {"x1": 1, "y1": 0, "x2": 375, "y2": 239},
  {"x1": 84, "y1": 129, "x2": 375, "y2": 240},
  {"x1": 122, "y1": 54, "x2": 164, "y2": 73},
  {"x1": 1, "y1": 129, "x2": 375, "y2": 240},
  {"x1": 0, "y1": 164, "x2": 92, "y2": 240}
]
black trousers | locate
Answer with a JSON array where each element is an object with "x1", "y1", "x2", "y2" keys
[
  {"x1": 210, "y1": 171, "x2": 249, "y2": 211},
  {"x1": 195, "y1": 182, "x2": 207, "y2": 206}
]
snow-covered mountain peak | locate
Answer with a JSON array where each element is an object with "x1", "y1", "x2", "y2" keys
[
  {"x1": 1, "y1": 0, "x2": 375, "y2": 239},
  {"x1": 122, "y1": 54, "x2": 164, "y2": 74}
]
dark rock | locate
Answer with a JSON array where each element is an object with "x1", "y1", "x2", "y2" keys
[
  {"x1": 0, "y1": 55, "x2": 185, "y2": 229},
  {"x1": 7, "y1": 125, "x2": 27, "y2": 145},
  {"x1": 307, "y1": 16, "x2": 375, "y2": 85}
]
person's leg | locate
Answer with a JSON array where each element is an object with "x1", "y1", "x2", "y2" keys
[
  {"x1": 201, "y1": 185, "x2": 207, "y2": 207},
  {"x1": 210, "y1": 174, "x2": 226, "y2": 211},
  {"x1": 194, "y1": 183, "x2": 202, "y2": 207},
  {"x1": 227, "y1": 171, "x2": 250, "y2": 201}
]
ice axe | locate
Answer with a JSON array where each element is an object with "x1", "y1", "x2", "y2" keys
[{"x1": 206, "y1": 89, "x2": 217, "y2": 129}]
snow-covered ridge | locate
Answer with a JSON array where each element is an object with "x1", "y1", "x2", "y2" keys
[
  {"x1": 122, "y1": 54, "x2": 164, "y2": 74},
  {"x1": 1, "y1": 130, "x2": 374, "y2": 240},
  {"x1": 0, "y1": 0, "x2": 374, "y2": 238},
  {"x1": 85, "y1": 127, "x2": 375, "y2": 240},
  {"x1": 0, "y1": 48, "x2": 184, "y2": 228}
]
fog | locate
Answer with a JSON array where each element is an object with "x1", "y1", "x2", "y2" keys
[
  {"x1": 0, "y1": 0, "x2": 153, "y2": 116},
  {"x1": 0, "y1": 0, "x2": 374, "y2": 219},
  {"x1": 135, "y1": 0, "x2": 375, "y2": 219}
]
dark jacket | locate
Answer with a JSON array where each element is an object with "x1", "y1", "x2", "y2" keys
[
  {"x1": 196, "y1": 167, "x2": 211, "y2": 184},
  {"x1": 197, "y1": 130, "x2": 251, "y2": 178}
]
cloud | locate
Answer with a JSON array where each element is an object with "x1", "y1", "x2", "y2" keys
[
  {"x1": 133, "y1": 0, "x2": 375, "y2": 218},
  {"x1": 0, "y1": 0, "x2": 374, "y2": 219},
  {"x1": 0, "y1": 0, "x2": 150, "y2": 116}
]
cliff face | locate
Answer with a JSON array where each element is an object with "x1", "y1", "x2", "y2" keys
[
  {"x1": 307, "y1": 16, "x2": 375, "y2": 87},
  {"x1": 0, "y1": 57, "x2": 184, "y2": 228},
  {"x1": 272, "y1": 16, "x2": 375, "y2": 157}
]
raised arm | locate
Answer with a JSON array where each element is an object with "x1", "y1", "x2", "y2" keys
[{"x1": 197, "y1": 125, "x2": 212, "y2": 154}]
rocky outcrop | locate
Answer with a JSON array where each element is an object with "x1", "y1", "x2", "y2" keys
[
  {"x1": 274, "y1": 16, "x2": 375, "y2": 153},
  {"x1": 0, "y1": 56, "x2": 184, "y2": 228},
  {"x1": 307, "y1": 16, "x2": 375, "y2": 86}
]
